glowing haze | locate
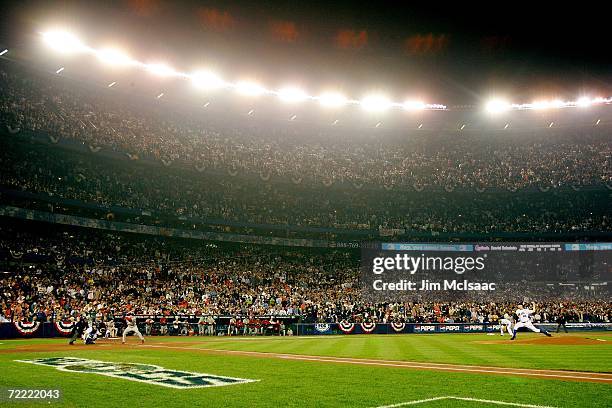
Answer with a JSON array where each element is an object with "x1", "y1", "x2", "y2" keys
[{"x1": 39, "y1": 30, "x2": 612, "y2": 112}]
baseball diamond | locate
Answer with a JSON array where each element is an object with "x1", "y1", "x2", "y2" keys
[
  {"x1": 0, "y1": 1, "x2": 611, "y2": 407},
  {"x1": 0, "y1": 334, "x2": 611, "y2": 407}
]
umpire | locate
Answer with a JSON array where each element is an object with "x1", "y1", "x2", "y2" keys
[
  {"x1": 68, "y1": 316, "x2": 88, "y2": 345},
  {"x1": 556, "y1": 311, "x2": 568, "y2": 333}
]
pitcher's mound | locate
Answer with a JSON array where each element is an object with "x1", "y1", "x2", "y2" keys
[{"x1": 477, "y1": 336, "x2": 607, "y2": 345}]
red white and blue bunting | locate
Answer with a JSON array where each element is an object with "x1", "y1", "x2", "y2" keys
[
  {"x1": 360, "y1": 322, "x2": 376, "y2": 333},
  {"x1": 338, "y1": 321, "x2": 355, "y2": 333},
  {"x1": 391, "y1": 322, "x2": 406, "y2": 332},
  {"x1": 14, "y1": 321, "x2": 41, "y2": 336},
  {"x1": 54, "y1": 320, "x2": 75, "y2": 336}
]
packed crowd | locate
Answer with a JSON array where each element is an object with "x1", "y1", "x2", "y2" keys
[
  {"x1": 0, "y1": 62, "x2": 609, "y2": 329},
  {"x1": 1, "y1": 139, "x2": 609, "y2": 233},
  {"x1": 1, "y1": 223, "x2": 609, "y2": 325},
  {"x1": 0, "y1": 222, "x2": 357, "y2": 323},
  {"x1": 0, "y1": 64, "x2": 610, "y2": 192}
]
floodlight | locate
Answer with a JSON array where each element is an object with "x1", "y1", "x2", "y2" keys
[
  {"x1": 360, "y1": 94, "x2": 391, "y2": 112},
  {"x1": 403, "y1": 100, "x2": 426, "y2": 111},
  {"x1": 278, "y1": 87, "x2": 308, "y2": 103},
  {"x1": 577, "y1": 97, "x2": 591, "y2": 108},
  {"x1": 192, "y1": 70, "x2": 225, "y2": 90},
  {"x1": 0, "y1": 49, "x2": 8, "y2": 56},
  {"x1": 551, "y1": 99, "x2": 566, "y2": 108},
  {"x1": 485, "y1": 99, "x2": 510, "y2": 114},
  {"x1": 318, "y1": 92, "x2": 347, "y2": 108},
  {"x1": 96, "y1": 48, "x2": 134, "y2": 66},
  {"x1": 429, "y1": 104, "x2": 447, "y2": 110},
  {"x1": 42, "y1": 31, "x2": 87, "y2": 54},
  {"x1": 35, "y1": 31, "x2": 505, "y2": 112},
  {"x1": 146, "y1": 63, "x2": 177, "y2": 77},
  {"x1": 236, "y1": 81, "x2": 265, "y2": 96},
  {"x1": 531, "y1": 100, "x2": 551, "y2": 110}
]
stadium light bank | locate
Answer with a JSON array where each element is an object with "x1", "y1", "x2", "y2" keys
[
  {"x1": 39, "y1": 30, "x2": 444, "y2": 112},
  {"x1": 485, "y1": 96, "x2": 612, "y2": 114},
  {"x1": 40, "y1": 30, "x2": 612, "y2": 113}
]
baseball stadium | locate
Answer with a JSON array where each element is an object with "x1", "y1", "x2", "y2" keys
[{"x1": 0, "y1": 2, "x2": 610, "y2": 407}]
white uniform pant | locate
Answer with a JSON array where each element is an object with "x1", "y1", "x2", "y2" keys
[
  {"x1": 123, "y1": 326, "x2": 144, "y2": 341},
  {"x1": 500, "y1": 321, "x2": 513, "y2": 336},
  {"x1": 83, "y1": 327, "x2": 93, "y2": 340},
  {"x1": 513, "y1": 321, "x2": 540, "y2": 333}
]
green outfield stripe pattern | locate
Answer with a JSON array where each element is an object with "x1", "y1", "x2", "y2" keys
[{"x1": 0, "y1": 334, "x2": 610, "y2": 407}]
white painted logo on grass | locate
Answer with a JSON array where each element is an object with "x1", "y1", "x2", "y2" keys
[
  {"x1": 374, "y1": 396, "x2": 558, "y2": 408},
  {"x1": 16, "y1": 357, "x2": 257, "y2": 389}
]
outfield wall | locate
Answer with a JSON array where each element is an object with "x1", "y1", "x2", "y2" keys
[
  {"x1": 1, "y1": 321, "x2": 610, "y2": 339},
  {"x1": 295, "y1": 322, "x2": 612, "y2": 335}
]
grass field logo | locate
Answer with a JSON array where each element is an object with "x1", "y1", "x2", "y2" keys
[{"x1": 16, "y1": 357, "x2": 258, "y2": 389}]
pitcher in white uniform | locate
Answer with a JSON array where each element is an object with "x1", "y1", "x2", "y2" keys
[{"x1": 511, "y1": 303, "x2": 551, "y2": 340}]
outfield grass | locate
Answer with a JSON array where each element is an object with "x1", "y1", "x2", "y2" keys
[{"x1": 0, "y1": 333, "x2": 610, "y2": 407}]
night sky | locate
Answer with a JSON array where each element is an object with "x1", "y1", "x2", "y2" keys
[{"x1": 1, "y1": 1, "x2": 610, "y2": 104}]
